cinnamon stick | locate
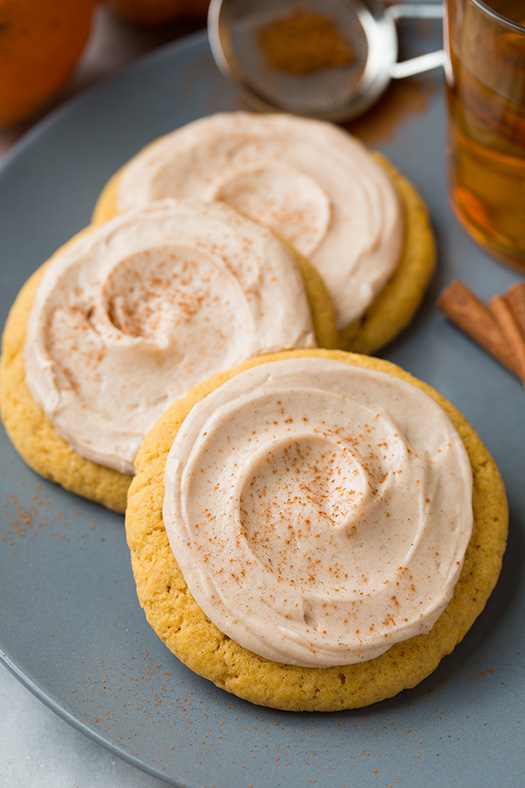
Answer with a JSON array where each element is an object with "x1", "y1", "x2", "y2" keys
[
  {"x1": 437, "y1": 280, "x2": 520, "y2": 378},
  {"x1": 505, "y1": 282, "x2": 525, "y2": 337},
  {"x1": 489, "y1": 294, "x2": 525, "y2": 386}
]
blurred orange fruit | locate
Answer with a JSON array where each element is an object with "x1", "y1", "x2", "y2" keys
[
  {"x1": 0, "y1": 0, "x2": 97, "y2": 129},
  {"x1": 105, "y1": 0, "x2": 210, "y2": 26}
]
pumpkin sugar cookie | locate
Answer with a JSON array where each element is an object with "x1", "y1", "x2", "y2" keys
[
  {"x1": 93, "y1": 112, "x2": 436, "y2": 355},
  {"x1": 126, "y1": 349, "x2": 507, "y2": 711},
  {"x1": 0, "y1": 201, "x2": 335, "y2": 512}
]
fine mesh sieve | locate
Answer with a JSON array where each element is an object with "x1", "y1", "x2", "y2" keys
[{"x1": 208, "y1": 0, "x2": 444, "y2": 121}]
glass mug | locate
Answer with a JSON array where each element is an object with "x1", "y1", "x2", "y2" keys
[{"x1": 444, "y1": 0, "x2": 525, "y2": 271}]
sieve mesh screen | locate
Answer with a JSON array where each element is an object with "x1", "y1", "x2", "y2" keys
[{"x1": 226, "y1": 0, "x2": 370, "y2": 112}]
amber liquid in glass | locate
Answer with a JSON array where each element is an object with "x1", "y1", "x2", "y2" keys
[{"x1": 446, "y1": 0, "x2": 525, "y2": 270}]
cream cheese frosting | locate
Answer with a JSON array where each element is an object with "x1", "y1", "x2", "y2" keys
[
  {"x1": 24, "y1": 200, "x2": 316, "y2": 475},
  {"x1": 114, "y1": 113, "x2": 404, "y2": 329},
  {"x1": 163, "y1": 356, "x2": 474, "y2": 667}
]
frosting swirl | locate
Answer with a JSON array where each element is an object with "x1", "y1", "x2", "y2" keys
[
  {"x1": 163, "y1": 356, "x2": 473, "y2": 667},
  {"x1": 114, "y1": 113, "x2": 404, "y2": 329},
  {"x1": 25, "y1": 200, "x2": 316, "y2": 474}
]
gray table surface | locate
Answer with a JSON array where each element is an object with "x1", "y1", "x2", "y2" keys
[{"x1": 0, "y1": 7, "x2": 199, "y2": 786}]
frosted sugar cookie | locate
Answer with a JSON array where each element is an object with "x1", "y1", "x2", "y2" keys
[
  {"x1": 93, "y1": 112, "x2": 436, "y2": 354},
  {"x1": 126, "y1": 349, "x2": 507, "y2": 711},
  {"x1": 0, "y1": 201, "x2": 335, "y2": 512}
]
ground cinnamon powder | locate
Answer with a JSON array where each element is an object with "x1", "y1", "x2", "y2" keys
[{"x1": 258, "y1": 9, "x2": 354, "y2": 75}]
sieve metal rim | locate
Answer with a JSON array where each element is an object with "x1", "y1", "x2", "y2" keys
[{"x1": 207, "y1": 0, "x2": 445, "y2": 122}]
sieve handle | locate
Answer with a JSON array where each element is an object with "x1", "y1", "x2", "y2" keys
[{"x1": 386, "y1": 2, "x2": 445, "y2": 79}]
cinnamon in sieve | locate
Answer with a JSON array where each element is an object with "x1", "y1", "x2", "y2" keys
[{"x1": 258, "y1": 9, "x2": 354, "y2": 75}]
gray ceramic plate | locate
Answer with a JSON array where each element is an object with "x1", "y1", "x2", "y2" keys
[{"x1": 0, "y1": 29, "x2": 523, "y2": 788}]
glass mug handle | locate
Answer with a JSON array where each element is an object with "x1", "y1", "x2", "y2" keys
[{"x1": 386, "y1": 2, "x2": 445, "y2": 79}]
